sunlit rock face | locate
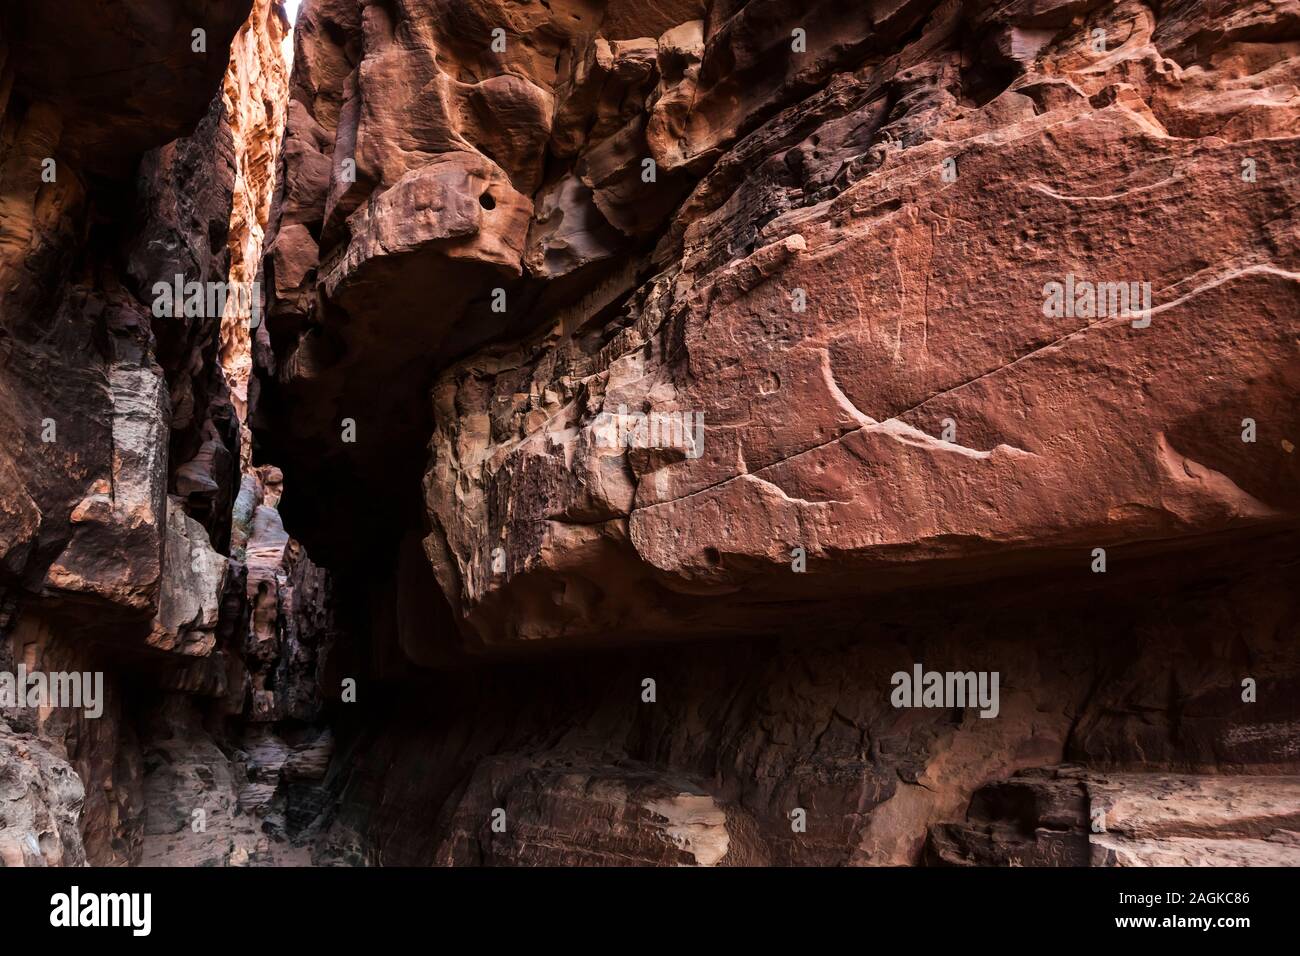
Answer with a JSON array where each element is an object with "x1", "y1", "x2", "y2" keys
[{"x1": 223, "y1": 0, "x2": 293, "y2": 437}]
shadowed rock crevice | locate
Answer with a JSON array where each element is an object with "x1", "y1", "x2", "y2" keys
[{"x1": 1, "y1": 0, "x2": 344, "y2": 866}]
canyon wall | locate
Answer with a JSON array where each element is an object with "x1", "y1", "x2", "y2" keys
[
  {"x1": 1, "y1": 0, "x2": 1298, "y2": 867},
  {"x1": 0, "y1": 0, "x2": 339, "y2": 866},
  {"x1": 259, "y1": 0, "x2": 1300, "y2": 622},
  {"x1": 251, "y1": 0, "x2": 1299, "y2": 865}
]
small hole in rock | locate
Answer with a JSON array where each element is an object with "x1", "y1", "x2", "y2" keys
[{"x1": 480, "y1": 192, "x2": 496, "y2": 210}]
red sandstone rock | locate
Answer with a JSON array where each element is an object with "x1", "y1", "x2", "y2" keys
[
  {"x1": 1, "y1": 0, "x2": 1298, "y2": 870},
  {"x1": 249, "y1": 0, "x2": 1299, "y2": 868},
  {"x1": 0, "y1": 0, "x2": 334, "y2": 866},
  {"x1": 416, "y1": 0, "x2": 1300, "y2": 648},
  {"x1": 928, "y1": 766, "x2": 1300, "y2": 867},
  {"x1": 318, "y1": 553, "x2": 1298, "y2": 865}
]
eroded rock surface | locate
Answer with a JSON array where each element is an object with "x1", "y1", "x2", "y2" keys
[
  {"x1": 251, "y1": 0, "x2": 1298, "y2": 867},
  {"x1": 415, "y1": 0, "x2": 1300, "y2": 647},
  {"x1": 0, "y1": 722, "x2": 86, "y2": 867},
  {"x1": 0, "y1": 0, "x2": 338, "y2": 866},
  {"x1": 928, "y1": 766, "x2": 1300, "y2": 867},
  {"x1": 318, "y1": 550, "x2": 1298, "y2": 865},
  {"x1": 1, "y1": 0, "x2": 1297, "y2": 868}
]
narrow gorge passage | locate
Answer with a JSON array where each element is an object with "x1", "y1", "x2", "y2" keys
[{"x1": 1, "y1": 0, "x2": 1298, "y2": 874}]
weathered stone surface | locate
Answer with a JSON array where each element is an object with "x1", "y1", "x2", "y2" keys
[
  {"x1": 237, "y1": 0, "x2": 1300, "y2": 869},
  {"x1": 434, "y1": 761, "x2": 756, "y2": 866},
  {"x1": 138, "y1": 695, "x2": 330, "y2": 866},
  {"x1": 148, "y1": 497, "x2": 228, "y2": 656},
  {"x1": 0, "y1": 616, "x2": 144, "y2": 865},
  {"x1": 0, "y1": 0, "x2": 338, "y2": 867},
  {"x1": 235, "y1": 467, "x2": 338, "y2": 724},
  {"x1": 0, "y1": 721, "x2": 86, "y2": 867},
  {"x1": 928, "y1": 766, "x2": 1300, "y2": 867},
  {"x1": 321, "y1": 552, "x2": 1298, "y2": 865},
  {"x1": 252, "y1": 0, "x2": 808, "y2": 570},
  {"x1": 0, "y1": 0, "x2": 252, "y2": 858},
  {"x1": 418, "y1": 0, "x2": 1300, "y2": 648},
  {"x1": 1, "y1": 0, "x2": 255, "y2": 625},
  {"x1": 3, "y1": 0, "x2": 1299, "y2": 871},
  {"x1": 222, "y1": 0, "x2": 292, "y2": 437}
]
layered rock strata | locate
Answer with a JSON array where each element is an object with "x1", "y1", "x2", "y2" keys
[
  {"x1": 253, "y1": 0, "x2": 1299, "y2": 866},
  {"x1": 0, "y1": 0, "x2": 336, "y2": 866},
  {"x1": 319, "y1": 539, "x2": 1299, "y2": 865},
  {"x1": 0, "y1": 0, "x2": 1297, "y2": 868}
]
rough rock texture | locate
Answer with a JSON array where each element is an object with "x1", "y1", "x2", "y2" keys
[
  {"x1": 319, "y1": 544, "x2": 1298, "y2": 865},
  {"x1": 148, "y1": 497, "x2": 228, "y2": 657},
  {"x1": 248, "y1": 0, "x2": 1300, "y2": 867},
  {"x1": 222, "y1": 0, "x2": 292, "y2": 438},
  {"x1": 254, "y1": 0, "x2": 1299, "y2": 645},
  {"x1": 1, "y1": 2, "x2": 251, "y2": 601},
  {"x1": 421, "y1": 0, "x2": 1300, "y2": 646},
  {"x1": 138, "y1": 695, "x2": 330, "y2": 866},
  {"x1": 928, "y1": 766, "x2": 1300, "y2": 866},
  {"x1": 2, "y1": 0, "x2": 1298, "y2": 868},
  {"x1": 230, "y1": 466, "x2": 338, "y2": 725},
  {"x1": 1, "y1": 612, "x2": 144, "y2": 864},
  {"x1": 0, "y1": 1, "x2": 337, "y2": 866},
  {"x1": 0, "y1": 0, "x2": 256, "y2": 864},
  {"x1": 0, "y1": 722, "x2": 86, "y2": 867}
]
